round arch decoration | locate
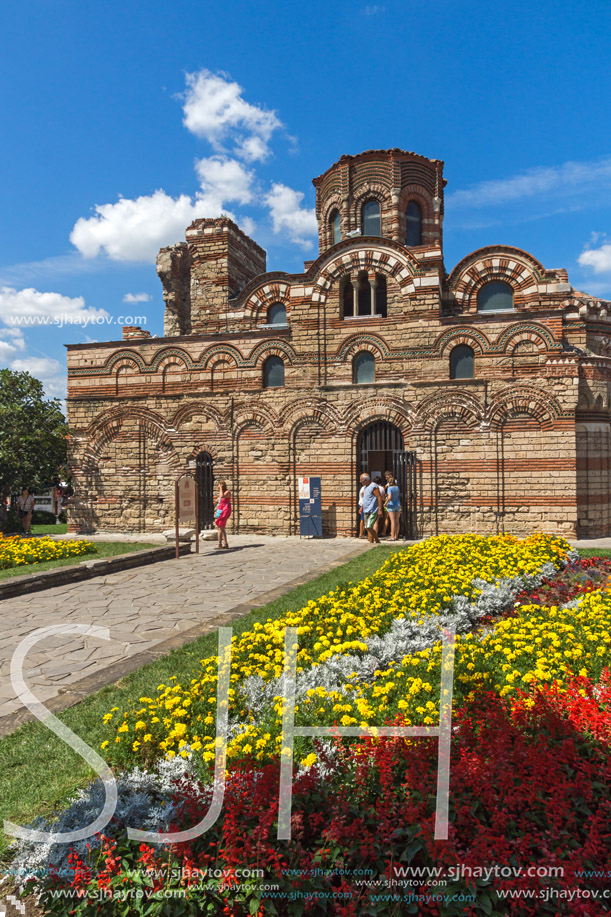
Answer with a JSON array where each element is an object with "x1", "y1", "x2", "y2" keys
[
  {"x1": 104, "y1": 351, "x2": 146, "y2": 375},
  {"x1": 494, "y1": 322, "x2": 559, "y2": 354},
  {"x1": 84, "y1": 407, "x2": 179, "y2": 465},
  {"x1": 488, "y1": 385, "x2": 562, "y2": 430},
  {"x1": 320, "y1": 192, "x2": 345, "y2": 250},
  {"x1": 149, "y1": 348, "x2": 193, "y2": 373},
  {"x1": 447, "y1": 247, "x2": 551, "y2": 314},
  {"x1": 415, "y1": 390, "x2": 485, "y2": 432},
  {"x1": 336, "y1": 333, "x2": 391, "y2": 364},
  {"x1": 199, "y1": 343, "x2": 243, "y2": 371},
  {"x1": 245, "y1": 339, "x2": 299, "y2": 367},
  {"x1": 350, "y1": 184, "x2": 390, "y2": 237},
  {"x1": 434, "y1": 327, "x2": 491, "y2": 356},
  {"x1": 244, "y1": 281, "x2": 291, "y2": 325},
  {"x1": 232, "y1": 404, "x2": 280, "y2": 438},
  {"x1": 312, "y1": 243, "x2": 419, "y2": 306},
  {"x1": 281, "y1": 399, "x2": 342, "y2": 437},
  {"x1": 341, "y1": 396, "x2": 415, "y2": 442},
  {"x1": 397, "y1": 186, "x2": 434, "y2": 245},
  {"x1": 171, "y1": 402, "x2": 225, "y2": 433}
]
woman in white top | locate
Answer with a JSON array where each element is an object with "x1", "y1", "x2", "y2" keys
[{"x1": 18, "y1": 488, "x2": 35, "y2": 535}]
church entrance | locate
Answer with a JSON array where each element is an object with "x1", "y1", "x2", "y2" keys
[
  {"x1": 195, "y1": 451, "x2": 214, "y2": 530},
  {"x1": 357, "y1": 421, "x2": 418, "y2": 538}
]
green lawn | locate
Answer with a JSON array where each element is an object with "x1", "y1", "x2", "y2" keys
[
  {"x1": 0, "y1": 541, "x2": 157, "y2": 582},
  {"x1": 31, "y1": 523, "x2": 68, "y2": 535},
  {"x1": 0, "y1": 546, "x2": 387, "y2": 864}
]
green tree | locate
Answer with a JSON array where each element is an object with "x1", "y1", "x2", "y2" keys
[{"x1": 0, "y1": 368, "x2": 69, "y2": 493}]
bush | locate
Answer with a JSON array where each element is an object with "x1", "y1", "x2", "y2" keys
[{"x1": 31, "y1": 510, "x2": 58, "y2": 525}]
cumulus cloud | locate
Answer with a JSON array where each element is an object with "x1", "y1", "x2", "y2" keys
[
  {"x1": 182, "y1": 69, "x2": 282, "y2": 161},
  {"x1": 123, "y1": 292, "x2": 151, "y2": 303},
  {"x1": 265, "y1": 183, "x2": 318, "y2": 247},
  {"x1": 70, "y1": 190, "x2": 211, "y2": 262},
  {"x1": 448, "y1": 156, "x2": 611, "y2": 209},
  {"x1": 10, "y1": 356, "x2": 66, "y2": 398},
  {"x1": 69, "y1": 71, "x2": 315, "y2": 262},
  {"x1": 70, "y1": 156, "x2": 257, "y2": 262},
  {"x1": 195, "y1": 155, "x2": 255, "y2": 207},
  {"x1": 0, "y1": 286, "x2": 108, "y2": 326},
  {"x1": 578, "y1": 241, "x2": 611, "y2": 275}
]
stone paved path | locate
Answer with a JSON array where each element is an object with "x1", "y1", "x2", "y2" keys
[{"x1": 0, "y1": 536, "x2": 370, "y2": 736}]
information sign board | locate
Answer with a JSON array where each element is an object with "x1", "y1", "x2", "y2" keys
[{"x1": 298, "y1": 476, "x2": 322, "y2": 537}]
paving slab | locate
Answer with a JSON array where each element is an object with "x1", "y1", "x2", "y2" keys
[{"x1": 0, "y1": 535, "x2": 371, "y2": 736}]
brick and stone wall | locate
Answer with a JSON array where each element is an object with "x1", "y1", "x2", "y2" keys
[{"x1": 66, "y1": 148, "x2": 611, "y2": 539}]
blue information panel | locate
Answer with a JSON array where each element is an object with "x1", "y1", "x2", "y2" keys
[{"x1": 298, "y1": 476, "x2": 322, "y2": 537}]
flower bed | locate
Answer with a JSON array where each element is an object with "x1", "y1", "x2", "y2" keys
[
  {"x1": 0, "y1": 534, "x2": 95, "y2": 570},
  {"x1": 11, "y1": 533, "x2": 611, "y2": 916},
  {"x1": 101, "y1": 533, "x2": 571, "y2": 767}
]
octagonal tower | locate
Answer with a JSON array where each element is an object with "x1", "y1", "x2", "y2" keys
[{"x1": 312, "y1": 147, "x2": 446, "y2": 255}]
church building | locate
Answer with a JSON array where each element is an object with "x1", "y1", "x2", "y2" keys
[{"x1": 66, "y1": 148, "x2": 611, "y2": 538}]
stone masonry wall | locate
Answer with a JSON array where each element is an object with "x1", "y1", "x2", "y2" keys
[{"x1": 66, "y1": 150, "x2": 611, "y2": 539}]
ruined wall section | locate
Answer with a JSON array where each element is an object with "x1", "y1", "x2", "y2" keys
[{"x1": 186, "y1": 218, "x2": 266, "y2": 335}]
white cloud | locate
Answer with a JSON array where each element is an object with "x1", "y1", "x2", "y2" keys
[
  {"x1": 448, "y1": 156, "x2": 611, "y2": 209},
  {"x1": 10, "y1": 356, "x2": 66, "y2": 399},
  {"x1": 182, "y1": 69, "x2": 282, "y2": 161},
  {"x1": 578, "y1": 241, "x2": 611, "y2": 275},
  {"x1": 123, "y1": 292, "x2": 151, "y2": 303},
  {"x1": 265, "y1": 183, "x2": 318, "y2": 248},
  {"x1": 0, "y1": 340, "x2": 19, "y2": 362},
  {"x1": 0, "y1": 286, "x2": 108, "y2": 326},
  {"x1": 70, "y1": 190, "x2": 211, "y2": 262},
  {"x1": 70, "y1": 156, "x2": 257, "y2": 263},
  {"x1": 240, "y1": 216, "x2": 257, "y2": 237},
  {"x1": 195, "y1": 155, "x2": 255, "y2": 207}
]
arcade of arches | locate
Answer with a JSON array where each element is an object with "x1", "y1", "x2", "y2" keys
[{"x1": 67, "y1": 148, "x2": 611, "y2": 539}]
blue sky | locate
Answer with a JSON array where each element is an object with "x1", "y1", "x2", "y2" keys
[{"x1": 1, "y1": 0, "x2": 610, "y2": 397}]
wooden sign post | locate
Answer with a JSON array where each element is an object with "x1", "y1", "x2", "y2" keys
[{"x1": 175, "y1": 472, "x2": 200, "y2": 559}]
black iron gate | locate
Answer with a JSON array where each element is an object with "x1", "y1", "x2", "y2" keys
[
  {"x1": 358, "y1": 422, "x2": 418, "y2": 539},
  {"x1": 195, "y1": 451, "x2": 214, "y2": 529},
  {"x1": 393, "y1": 450, "x2": 418, "y2": 540}
]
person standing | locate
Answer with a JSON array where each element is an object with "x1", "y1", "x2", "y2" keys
[
  {"x1": 373, "y1": 475, "x2": 386, "y2": 539},
  {"x1": 214, "y1": 481, "x2": 231, "y2": 549},
  {"x1": 359, "y1": 473, "x2": 383, "y2": 544},
  {"x1": 0, "y1": 484, "x2": 10, "y2": 533},
  {"x1": 357, "y1": 479, "x2": 366, "y2": 538},
  {"x1": 18, "y1": 487, "x2": 35, "y2": 536},
  {"x1": 384, "y1": 474, "x2": 401, "y2": 541}
]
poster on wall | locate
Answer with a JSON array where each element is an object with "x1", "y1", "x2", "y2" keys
[{"x1": 298, "y1": 476, "x2": 322, "y2": 537}]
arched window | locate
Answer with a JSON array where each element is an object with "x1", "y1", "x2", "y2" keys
[
  {"x1": 267, "y1": 302, "x2": 287, "y2": 325},
  {"x1": 405, "y1": 201, "x2": 422, "y2": 247},
  {"x1": 362, "y1": 200, "x2": 381, "y2": 236},
  {"x1": 477, "y1": 281, "x2": 514, "y2": 313},
  {"x1": 450, "y1": 345, "x2": 474, "y2": 380},
  {"x1": 263, "y1": 355, "x2": 285, "y2": 388},
  {"x1": 343, "y1": 279, "x2": 354, "y2": 318},
  {"x1": 353, "y1": 351, "x2": 375, "y2": 384},
  {"x1": 330, "y1": 210, "x2": 341, "y2": 245}
]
